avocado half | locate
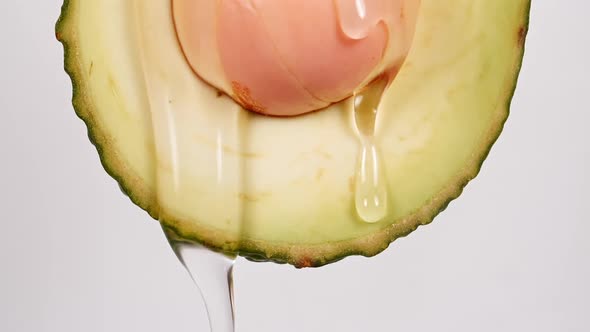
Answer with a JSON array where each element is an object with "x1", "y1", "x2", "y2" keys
[{"x1": 56, "y1": 0, "x2": 530, "y2": 267}]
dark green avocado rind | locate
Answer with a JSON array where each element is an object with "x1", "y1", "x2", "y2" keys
[
  {"x1": 56, "y1": 0, "x2": 530, "y2": 268},
  {"x1": 56, "y1": 0, "x2": 160, "y2": 221}
]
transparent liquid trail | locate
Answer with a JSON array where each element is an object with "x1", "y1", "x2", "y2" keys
[
  {"x1": 353, "y1": 76, "x2": 390, "y2": 223},
  {"x1": 166, "y1": 230, "x2": 237, "y2": 332}
]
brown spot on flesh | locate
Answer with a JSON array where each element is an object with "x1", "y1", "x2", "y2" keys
[
  {"x1": 296, "y1": 257, "x2": 313, "y2": 268},
  {"x1": 192, "y1": 133, "x2": 263, "y2": 159},
  {"x1": 517, "y1": 25, "x2": 527, "y2": 47},
  {"x1": 231, "y1": 81, "x2": 267, "y2": 114},
  {"x1": 313, "y1": 147, "x2": 333, "y2": 160},
  {"x1": 238, "y1": 193, "x2": 258, "y2": 202},
  {"x1": 238, "y1": 192, "x2": 270, "y2": 203},
  {"x1": 348, "y1": 176, "x2": 355, "y2": 193},
  {"x1": 316, "y1": 168, "x2": 325, "y2": 181}
]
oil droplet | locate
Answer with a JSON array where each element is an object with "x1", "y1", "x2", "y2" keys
[
  {"x1": 353, "y1": 76, "x2": 389, "y2": 223},
  {"x1": 166, "y1": 230, "x2": 237, "y2": 332},
  {"x1": 334, "y1": 0, "x2": 390, "y2": 39}
]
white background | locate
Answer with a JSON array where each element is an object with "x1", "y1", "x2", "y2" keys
[{"x1": 1, "y1": 1, "x2": 588, "y2": 331}]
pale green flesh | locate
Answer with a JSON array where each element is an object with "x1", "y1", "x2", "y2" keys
[{"x1": 57, "y1": 0, "x2": 529, "y2": 267}]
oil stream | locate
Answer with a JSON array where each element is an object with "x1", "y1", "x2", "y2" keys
[
  {"x1": 136, "y1": 0, "x2": 390, "y2": 331},
  {"x1": 166, "y1": 232, "x2": 237, "y2": 332},
  {"x1": 352, "y1": 76, "x2": 390, "y2": 223}
]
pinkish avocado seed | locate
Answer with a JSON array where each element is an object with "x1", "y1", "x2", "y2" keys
[{"x1": 172, "y1": 0, "x2": 420, "y2": 116}]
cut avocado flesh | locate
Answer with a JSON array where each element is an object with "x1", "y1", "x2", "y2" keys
[{"x1": 56, "y1": 0, "x2": 530, "y2": 267}]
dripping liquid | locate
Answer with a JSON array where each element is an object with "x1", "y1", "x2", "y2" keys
[
  {"x1": 353, "y1": 76, "x2": 390, "y2": 223},
  {"x1": 165, "y1": 230, "x2": 237, "y2": 332},
  {"x1": 134, "y1": 2, "x2": 243, "y2": 331},
  {"x1": 149, "y1": 107, "x2": 244, "y2": 332},
  {"x1": 335, "y1": 0, "x2": 396, "y2": 222}
]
